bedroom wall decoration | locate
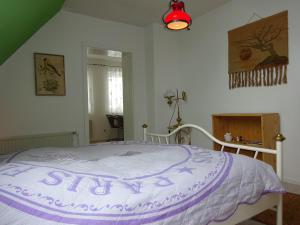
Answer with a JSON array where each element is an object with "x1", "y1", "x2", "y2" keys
[
  {"x1": 34, "y1": 53, "x2": 66, "y2": 96},
  {"x1": 228, "y1": 11, "x2": 288, "y2": 89}
]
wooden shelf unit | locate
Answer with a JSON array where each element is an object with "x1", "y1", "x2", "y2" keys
[{"x1": 212, "y1": 113, "x2": 280, "y2": 169}]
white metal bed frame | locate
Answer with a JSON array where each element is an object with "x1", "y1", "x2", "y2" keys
[{"x1": 142, "y1": 123, "x2": 285, "y2": 225}]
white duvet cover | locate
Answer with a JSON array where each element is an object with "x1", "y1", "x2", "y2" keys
[{"x1": 0, "y1": 142, "x2": 284, "y2": 225}]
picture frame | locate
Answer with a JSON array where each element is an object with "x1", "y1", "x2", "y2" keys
[{"x1": 34, "y1": 53, "x2": 66, "y2": 96}]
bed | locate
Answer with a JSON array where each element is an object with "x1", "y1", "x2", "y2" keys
[{"x1": 0, "y1": 124, "x2": 285, "y2": 225}]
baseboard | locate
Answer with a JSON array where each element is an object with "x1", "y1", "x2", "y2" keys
[{"x1": 283, "y1": 180, "x2": 300, "y2": 195}]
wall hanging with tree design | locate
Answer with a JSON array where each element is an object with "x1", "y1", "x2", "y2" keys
[{"x1": 228, "y1": 11, "x2": 288, "y2": 89}]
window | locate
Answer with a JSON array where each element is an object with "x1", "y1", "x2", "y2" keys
[
  {"x1": 107, "y1": 67, "x2": 123, "y2": 115},
  {"x1": 87, "y1": 69, "x2": 94, "y2": 114}
]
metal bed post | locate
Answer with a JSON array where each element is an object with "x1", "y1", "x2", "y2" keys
[
  {"x1": 276, "y1": 133, "x2": 285, "y2": 225},
  {"x1": 142, "y1": 124, "x2": 148, "y2": 142}
]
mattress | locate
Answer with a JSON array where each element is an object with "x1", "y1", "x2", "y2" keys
[{"x1": 0, "y1": 142, "x2": 284, "y2": 225}]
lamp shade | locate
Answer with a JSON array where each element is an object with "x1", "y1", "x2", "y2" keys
[{"x1": 163, "y1": 0, "x2": 191, "y2": 30}]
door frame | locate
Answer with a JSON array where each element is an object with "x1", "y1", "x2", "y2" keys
[{"x1": 81, "y1": 42, "x2": 134, "y2": 145}]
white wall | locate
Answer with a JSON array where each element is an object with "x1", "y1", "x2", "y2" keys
[
  {"x1": 145, "y1": 24, "x2": 185, "y2": 133},
  {"x1": 176, "y1": 0, "x2": 300, "y2": 184},
  {"x1": 0, "y1": 10, "x2": 147, "y2": 145}
]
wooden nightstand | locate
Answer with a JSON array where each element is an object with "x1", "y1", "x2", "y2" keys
[{"x1": 212, "y1": 113, "x2": 280, "y2": 169}]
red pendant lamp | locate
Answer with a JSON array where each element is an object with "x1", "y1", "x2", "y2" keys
[{"x1": 162, "y1": 0, "x2": 192, "y2": 30}]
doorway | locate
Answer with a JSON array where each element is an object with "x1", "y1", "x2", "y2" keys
[{"x1": 86, "y1": 48, "x2": 125, "y2": 143}]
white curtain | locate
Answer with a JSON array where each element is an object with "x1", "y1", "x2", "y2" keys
[
  {"x1": 87, "y1": 65, "x2": 123, "y2": 116},
  {"x1": 87, "y1": 66, "x2": 96, "y2": 115},
  {"x1": 107, "y1": 67, "x2": 123, "y2": 115}
]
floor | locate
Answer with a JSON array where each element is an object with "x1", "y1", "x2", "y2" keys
[
  {"x1": 228, "y1": 183, "x2": 300, "y2": 225},
  {"x1": 239, "y1": 220, "x2": 265, "y2": 225},
  {"x1": 253, "y1": 192, "x2": 300, "y2": 225}
]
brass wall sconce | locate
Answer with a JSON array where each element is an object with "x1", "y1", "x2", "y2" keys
[
  {"x1": 164, "y1": 89, "x2": 187, "y2": 130},
  {"x1": 164, "y1": 89, "x2": 187, "y2": 106}
]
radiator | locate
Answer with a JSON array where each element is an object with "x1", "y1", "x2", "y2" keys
[
  {"x1": 89, "y1": 120, "x2": 93, "y2": 139},
  {"x1": 0, "y1": 131, "x2": 78, "y2": 155}
]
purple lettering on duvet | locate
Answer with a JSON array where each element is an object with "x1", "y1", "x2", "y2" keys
[
  {"x1": 192, "y1": 151, "x2": 213, "y2": 163},
  {"x1": 1, "y1": 165, "x2": 36, "y2": 177},
  {"x1": 0, "y1": 143, "x2": 236, "y2": 225},
  {"x1": 40, "y1": 171, "x2": 71, "y2": 186},
  {"x1": 121, "y1": 181, "x2": 142, "y2": 194},
  {"x1": 67, "y1": 175, "x2": 84, "y2": 192},
  {"x1": 90, "y1": 178, "x2": 112, "y2": 195}
]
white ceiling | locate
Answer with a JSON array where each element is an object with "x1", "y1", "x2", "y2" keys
[{"x1": 63, "y1": 0, "x2": 231, "y2": 27}]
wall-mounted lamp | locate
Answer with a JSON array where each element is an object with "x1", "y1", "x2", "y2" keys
[
  {"x1": 164, "y1": 89, "x2": 187, "y2": 130},
  {"x1": 164, "y1": 89, "x2": 187, "y2": 106},
  {"x1": 164, "y1": 89, "x2": 175, "y2": 105}
]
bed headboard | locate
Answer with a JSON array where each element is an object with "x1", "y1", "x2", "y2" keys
[{"x1": 0, "y1": 131, "x2": 78, "y2": 155}]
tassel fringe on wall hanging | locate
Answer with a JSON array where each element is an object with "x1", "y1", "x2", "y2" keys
[{"x1": 228, "y1": 11, "x2": 289, "y2": 89}]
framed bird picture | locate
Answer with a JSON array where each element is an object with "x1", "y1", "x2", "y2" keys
[{"x1": 34, "y1": 53, "x2": 66, "y2": 96}]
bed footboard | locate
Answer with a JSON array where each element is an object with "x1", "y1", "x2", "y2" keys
[{"x1": 142, "y1": 123, "x2": 284, "y2": 225}]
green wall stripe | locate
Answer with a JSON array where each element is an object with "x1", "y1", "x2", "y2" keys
[{"x1": 0, "y1": 0, "x2": 65, "y2": 65}]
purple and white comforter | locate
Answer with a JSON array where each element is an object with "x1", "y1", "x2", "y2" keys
[{"x1": 0, "y1": 142, "x2": 284, "y2": 225}]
